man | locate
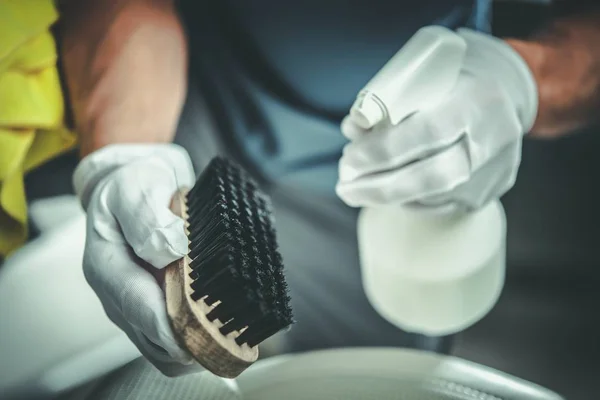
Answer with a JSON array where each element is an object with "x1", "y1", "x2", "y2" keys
[{"x1": 57, "y1": 0, "x2": 600, "y2": 377}]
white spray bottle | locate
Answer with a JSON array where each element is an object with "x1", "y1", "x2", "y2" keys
[{"x1": 351, "y1": 26, "x2": 506, "y2": 336}]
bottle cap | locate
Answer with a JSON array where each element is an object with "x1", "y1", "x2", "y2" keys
[{"x1": 350, "y1": 92, "x2": 387, "y2": 129}]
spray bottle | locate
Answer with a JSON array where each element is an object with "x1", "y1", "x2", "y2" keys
[{"x1": 352, "y1": 26, "x2": 506, "y2": 336}]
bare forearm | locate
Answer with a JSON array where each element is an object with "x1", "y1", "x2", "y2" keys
[
  {"x1": 58, "y1": 0, "x2": 188, "y2": 157},
  {"x1": 505, "y1": 10, "x2": 600, "y2": 138}
]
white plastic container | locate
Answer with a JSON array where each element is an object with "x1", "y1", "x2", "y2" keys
[
  {"x1": 358, "y1": 201, "x2": 506, "y2": 336},
  {"x1": 348, "y1": 25, "x2": 507, "y2": 335}
]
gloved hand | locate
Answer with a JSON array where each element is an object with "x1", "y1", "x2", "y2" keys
[
  {"x1": 73, "y1": 143, "x2": 200, "y2": 376},
  {"x1": 336, "y1": 28, "x2": 538, "y2": 212}
]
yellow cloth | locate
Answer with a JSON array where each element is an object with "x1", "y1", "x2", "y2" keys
[{"x1": 0, "y1": 0, "x2": 77, "y2": 257}]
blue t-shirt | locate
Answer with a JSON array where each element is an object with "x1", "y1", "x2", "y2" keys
[{"x1": 180, "y1": 1, "x2": 492, "y2": 194}]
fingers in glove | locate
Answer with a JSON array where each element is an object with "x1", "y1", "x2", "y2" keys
[
  {"x1": 107, "y1": 308, "x2": 201, "y2": 376},
  {"x1": 106, "y1": 157, "x2": 190, "y2": 268},
  {"x1": 339, "y1": 110, "x2": 465, "y2": 183},
  {"x1": 83, "y1": 233, "x2": 192, "y2": 365},
  {"x1": 407, "y1": 142, "x2": 521, "y2": 211},
  {"x1": 336, "y1": 139, "x2": 471, "y2": 207},
  {"x1": 442, "y1": 143, "x2": 520, "y2": 209}
]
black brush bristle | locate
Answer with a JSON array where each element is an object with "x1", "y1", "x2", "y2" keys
[{"x1": 185, "y1": 157, "x2": 294, "y2": 347}]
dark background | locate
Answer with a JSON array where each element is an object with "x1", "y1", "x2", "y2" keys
[{"x1": 454, "y1": 2, "x2": 600, "y2": 399}]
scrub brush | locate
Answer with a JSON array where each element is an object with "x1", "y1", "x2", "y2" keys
[{"x1": 164, "y1": 156, "x2": 294, "y2": 378}]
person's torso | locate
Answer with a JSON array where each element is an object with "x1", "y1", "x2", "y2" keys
[{"x1": 179, "y1": 0, "x2": 492, "y2": 195}]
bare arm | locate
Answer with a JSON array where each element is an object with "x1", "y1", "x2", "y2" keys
[
  {"x1": 505, "y1": 4, "x2": 600, "y2": 138},
  {"x1": 57, "y1": 0, "x2": 188, "y2": 157}
]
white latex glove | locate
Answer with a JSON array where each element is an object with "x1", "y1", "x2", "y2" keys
[
  {"x1": 336, "y1": 28, "x2": 538, "y2": 212},
  {"x1": 73, "y1": 143, "x2": 200, "y2": 376}
]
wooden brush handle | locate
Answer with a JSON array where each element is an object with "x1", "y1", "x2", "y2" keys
[{"x1": 164, "y1": 190, "x2": 259, "y2": 378}]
